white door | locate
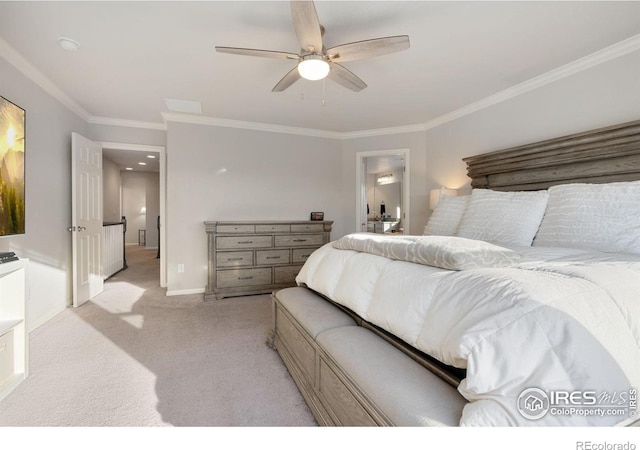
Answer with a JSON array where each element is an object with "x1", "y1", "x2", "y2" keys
[{"x1": 71, "y1": 133, "x2": 104, "y2": 307}]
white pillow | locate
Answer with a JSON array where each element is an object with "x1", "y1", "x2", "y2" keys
[
  {"x1": 456, "y1": 189, "x2": 549, "y2": 247},
  {"x1": 423, "y1": 195, "x2": 469, "y2": 236},
  {"x1": 533, "y1": 181, "x2": 640, "y2": 254}
]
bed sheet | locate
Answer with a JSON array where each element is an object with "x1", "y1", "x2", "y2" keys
[{"x1": 296, "y1": 236, "x2": 640, "y2": 426}]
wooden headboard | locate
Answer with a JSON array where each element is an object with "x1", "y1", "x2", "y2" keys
[{"x1": 463, "y1": 119, "x2": 640, "y2": 191}]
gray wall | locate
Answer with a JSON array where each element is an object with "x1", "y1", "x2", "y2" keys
[
  {"x1": 3, "y1": 35, "x2": 640, "y2": 313},
  {"x1": 341, "y1": 131, "x2": 428, "y2": 236},
  {"x1": 423, "y1": 49, "x2": 640, "y2": 199},
  {"x1": 144, "y1": 172, "x2": 160, "y2": 250},
  {"x1": 0, "y1": 56, "x2": 87, "y2": 330},
  {"x1": 121, "y1": 173, "x2": 147, "y2": 244},
  {"x1": 88, "y1": 123, "x2": 166, "y2": 148},
  {"x1": 165, "y1": 122, "x2": 344, "y2": 294},
  {"x1": 103, "y1": 156, "x2": 121, "y2": 222},
  {"x1": 121, "y1": 171, "x2": 159, "y2": 248}
]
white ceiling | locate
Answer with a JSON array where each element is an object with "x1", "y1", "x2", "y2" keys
[
  {"x1": 1, "y1": 1, "x2": 640, "y2": 134},
  {"x1": 103, "y1": 148, "x2": 160, "y2": 173}
]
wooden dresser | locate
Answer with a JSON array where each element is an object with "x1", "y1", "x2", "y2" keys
[{"x1": 204, "y1": 220, "x2": 333, "y2": 300}]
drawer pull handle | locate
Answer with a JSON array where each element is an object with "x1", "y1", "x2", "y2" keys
[
  {"x1": 228, "y1": 258, "x2": 244, "y2": 261},
  {"x1": 238, "y1": 276, "x2": 253, "y2": 280},
  {"x1": 266, "y1": 256, "x2": 281, "y2": 260},
  {"x1": 301, "y1": 254, "x2": 310, "y2": 259},
  {"x1": 238, "y1": 240, "x2": 253, "y2": 244},
  {"x1": 293, "y1": 239, "x2": 307, "y2": 242}
]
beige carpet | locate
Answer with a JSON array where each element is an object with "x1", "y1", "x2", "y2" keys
[{"x1": 0, "y1": 245, "x2": 316, "y2": 426}]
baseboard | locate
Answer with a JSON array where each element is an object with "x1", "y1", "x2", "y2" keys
[{"x1": 166, "y1": 287, "x2": 205, "y2": 296}]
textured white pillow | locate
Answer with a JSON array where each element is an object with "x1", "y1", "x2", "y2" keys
[
  {"x1": 533, "y1": 181, "x2": 640, "y2": 254},
  {"x1": 456, "y1": 189, "x2": 549, "y2": 247},
  {"x1": 423, "y1": 195, "x2": 470, "y2": 236}
]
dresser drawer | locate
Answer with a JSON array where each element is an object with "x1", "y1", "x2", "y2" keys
[
  {"x1": 274, "y1": 265, "x2": 303, "y2": 284},
  {"x1": 205, "y1": 220, "x2": 332, "y2": 300},
  {"x1": 256, "y1": 224, "x2": 290, "y2": 233},
  {"x1": 292, "y1": 248, "x2": 316, "y2": 263},
  {"x1": 257, "y1": 249, "x2": 290, "y2": 266},
  {"x1": 275, "y1": 234, "x2": 324, "y2": 247},
  {"x1": 217, "y1": 268, "x2": 272, "y2": 288},
  {"x1": 291, "y1": 223, "x2": 325, "y2": 233},
  {"x1": 216, "y1": 251, "x2": 253, "y2": 268},
  {"x1": 217, "y1": 235, "x2": 272, "y2": 249},
  {"x1": 217, "y1": 224, "x2": 255, "y2": 234}
]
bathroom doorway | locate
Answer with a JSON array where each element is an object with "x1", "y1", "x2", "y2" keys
[{"x1": 356, "y1": 149, "x2": 410, "y2": 235}]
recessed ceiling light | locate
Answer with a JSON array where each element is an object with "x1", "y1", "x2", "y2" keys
[
  {"x1": 58, "y1": 37, "x2": 80, "y2": 52},
  {"x1": 125, "y1": 167, "x2": 133, "y2": 171},
  {"x1": 147, "y1": 155, "x2": 156, "y2": 159},
  {"x1": 138, "y1": 162, "x2": 147, "y2": 166}
]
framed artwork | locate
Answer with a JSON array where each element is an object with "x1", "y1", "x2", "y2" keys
[
  {"x1": 0, "y1": 96, "x2": 26, "y2": 236},
  {"x1": 310, "y1": 212, "x2": 324, "y2": 221}
]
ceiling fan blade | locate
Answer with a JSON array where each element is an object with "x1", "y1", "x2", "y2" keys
[
  {"x1": 290, "y1": 1, "x2": 324, "y2": 53},
  {"x1": 327, "y1": 35, "x2": 410, "y2": 63},
  {"x1": 328, "y1": 62, "x2": 367, "y2": 92},
  {"x1": 272, "y1": 67, "x2": 302, "y2": 92},
  {"x1": 216, "y1": 46, "x2": 299, "y2": 60}
]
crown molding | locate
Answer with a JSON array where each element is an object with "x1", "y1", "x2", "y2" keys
[
  {"x1": 161, "y1": 112, "x2": 343, "y2": 139},
  {"x1": 0, "y1": 36, "x2": 91, "y2": 121},
  {"x1": 88, "y1": 116, "x2": 167, "y2": 131},
  {"x1": 3, "y1": 29, "x2": 639, "y2": 139},
  {"x1": 422, "y1": 32, "x2": 640, "y2": 131},
  {"x1": 339, "y1": 123, "x2": 427, "y2": 140}
]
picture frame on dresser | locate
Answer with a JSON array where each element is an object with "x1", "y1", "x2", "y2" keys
[{"x1": 310, "y1": 212, "x2": 324, "y2": 221}]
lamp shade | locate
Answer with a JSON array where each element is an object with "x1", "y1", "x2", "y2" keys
[
  {"x1": 298, "y1": 55, "x2": 330, "y2": 81},
  {"x1": 429, "y1": 188, "x2": 457, "y2": 210}
]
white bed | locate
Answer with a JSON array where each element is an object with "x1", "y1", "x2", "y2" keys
[
  {"x1": 276, "y1": 119, "x2": 640, "y2": 427},
  {"x1": 296, "y1": 235, "x2": 640, "y2": 426},
  {"x1": 296, "y1": 177, "x2": 640, "y2": 426}
]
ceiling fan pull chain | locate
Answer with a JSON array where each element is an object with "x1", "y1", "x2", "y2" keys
[{"x1": 322, "y1": 78, "x2": 326, "y2": 107}]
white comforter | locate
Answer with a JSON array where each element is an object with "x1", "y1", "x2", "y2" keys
[{"x1": 296, "y1": 234, "x2": 640, "y2": 426}]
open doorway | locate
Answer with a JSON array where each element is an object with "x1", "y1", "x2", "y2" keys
[
  {"x1": 101, "y1": 143, "x2": 166, "y2": 287},
  {"x1": 356, "y1": 149, "x2": 410, "y2": 235}
]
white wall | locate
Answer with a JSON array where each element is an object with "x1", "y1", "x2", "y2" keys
[
  {"x1": 165, "y1": 122, "x2": 344, "y2": 294},
  {"x1": 0, "y1": 56, "x2": 88, "y2": 330}
]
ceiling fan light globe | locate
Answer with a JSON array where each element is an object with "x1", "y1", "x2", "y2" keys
[{"x1": 298, "y1": 56, "x2": 330, "y2": 81}]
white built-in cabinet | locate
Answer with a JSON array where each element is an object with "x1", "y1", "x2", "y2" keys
[{"x1": 0, "y1": 259, "x2": 28, "y2": 402}]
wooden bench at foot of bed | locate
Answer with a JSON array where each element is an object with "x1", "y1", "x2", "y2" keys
[{"x1": 270, "y1": 286, "x2": 467, "y2": 426}]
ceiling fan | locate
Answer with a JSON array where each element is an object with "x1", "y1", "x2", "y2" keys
[{"x1": 215, "y1": 0, "x2": 410, "y2": 92}]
